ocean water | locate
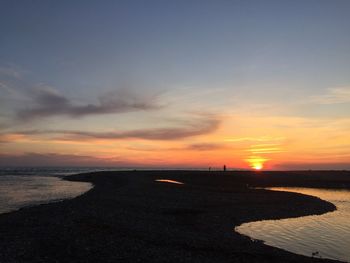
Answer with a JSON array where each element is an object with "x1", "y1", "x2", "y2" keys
[
  {"x1": 235, "y1": 187, "x2": 350, "y2": 262},
  {"x1": 0, "y1": 167, "x2": 117, "y2": 214}
]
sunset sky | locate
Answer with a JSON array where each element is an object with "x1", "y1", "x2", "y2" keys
[{"x1": 0, "y1": 1, "x2": 349, "y2": 170}]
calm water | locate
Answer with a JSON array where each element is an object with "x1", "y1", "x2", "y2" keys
[
  {"x1": 235, "y1": 187, "x2": 350, "y2": 262},
  {"x1": 0, "y1": 167, "x2": 111, "y2": 214}
]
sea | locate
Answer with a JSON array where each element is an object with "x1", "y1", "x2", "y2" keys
[{"x1": 0, "y1": 167, "x2": 121, "y2": 214}]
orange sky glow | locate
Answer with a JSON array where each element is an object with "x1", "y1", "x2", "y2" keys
[
  {"x1": 1, "y1": 1, "x2": 349, "y2": 170},
  {"x1": 1, "y1": 112, "x2": 349, "y2": 170}
]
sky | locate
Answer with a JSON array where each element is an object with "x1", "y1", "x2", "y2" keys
[{"x1": 0, "y1": 0, "x2": 349, "y2": 170}]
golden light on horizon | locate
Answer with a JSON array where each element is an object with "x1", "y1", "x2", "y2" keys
[
  {"x1": 246, "y1": 156, "x2": 268, "y2": 171},
  {"x1": 252, "y1": 163, "x2": 263, "y2": 170}
]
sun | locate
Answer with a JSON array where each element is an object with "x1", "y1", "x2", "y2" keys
[
  {"x1": 246, "y1": 156, "x2": 267, "y2": 171},
  {"x1": 252, "y1": 163, "x2": 263, "y2": 170}
]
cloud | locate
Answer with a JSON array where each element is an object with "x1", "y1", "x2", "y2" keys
[
  {"x1": 0, "y1": 153, "x2": 129, "y2": 167},
  {"x1": 224, "y1": 136, "x2": 285, "y2": 143},
  {"x1": 0, "y1": 135, "x2": 8, "y2": 143},
  {"x1": 310, "y1": 87, "x2": 350, "y2": 104},
  {"x1": 16, "y1": 86, "x2": 160, "y2": 121},
  {"x1": 0, "y1": 123, "x2": 7, "y2": 130},
  {"x1": 247, "y1": 144, "x2": 284, "y2": 154},
  {"x1": 0, "y1": 67, "x2": 22, "y2": 79},
  {"x1": 126, "y1": 142, "x2": 226, "y2": 152},
  {"x1": 10, "y1": 115, "x2": 220, "y2": 141},
  {"x1": 0, "y1": 81, "x2": 14, "y2": 95},
  {"x1": 185, "y1": 143, "x2": 226, "y2": 151},
  {"x1": 0, "y1": 152, "x2": 206, "y2": 168}
]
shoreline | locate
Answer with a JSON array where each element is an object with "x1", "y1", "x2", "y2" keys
[
  {"x1": 235, "y1": 186, "x2": 350, "y2": 262},
  {"x1": 1, "y1": 170, "x2": 349, "y2": 262},
  {"x1": 0, "y1": 175, "x2": 93, "y2": 215}
]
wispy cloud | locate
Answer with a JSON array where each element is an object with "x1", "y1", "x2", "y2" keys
[
  {"x1": 0, "y1": 135, "x2": 8, "y2": 143},
  {"x1": 0, "y1": 153, "x2": 128, "y2": 167},
  {"x1": 7, "y1": 115, "x2": 220, "y2": 141},
  {"x1": 247, "y1": 147, "x2": 284, "y2": 154},
  {"x1": 224, "y1": 136, "x2": 285, "y2": 143},
  {"x1": 185, "y1": 143, "x2": 226, "y2": 151},
  {"x1": 16, "y1": 86, "x2": 160, "y2": 121},
  {"x1": 125, "y1": 142, "x2": 227, "y2": 152},
  {"x1": 310, "y1": 87, "x2": 350, "y2": 104},
  {"x1": 0, "y1": 67, "x2": 22, "y2": 79},
  {"x1": 247, "y1": 143, "x2": 284, "y2": 154}
]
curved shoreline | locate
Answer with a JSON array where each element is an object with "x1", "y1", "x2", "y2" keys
[
  {"x1": 0, "y1": 170, "x2": 348, "y2": 263},
  {"x1": 235, "y1": 187, "x2": 350, "y2": 262},
  {"x1": 0, "y1": 175, "x2": 94, "y2": 215}
]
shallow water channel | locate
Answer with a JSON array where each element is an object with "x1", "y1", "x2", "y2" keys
[{"x1": 235, "y1": 187, "x2": 350, "y2": 262}]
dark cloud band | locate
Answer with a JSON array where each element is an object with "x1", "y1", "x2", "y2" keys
[
  {"x1": 17, "y1": 87, "x2": 160, "y2": 121},
  {"x1": 4, "y1": 115, "x2": 220, "y2": 141}
]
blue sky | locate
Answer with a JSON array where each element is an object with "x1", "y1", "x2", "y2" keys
[
  {"x1": 0, "y1": 0, "x2": 349, "y2": 169},
  {"x1": 2, "y1": 0, "x2": 350, "y2": 94}
]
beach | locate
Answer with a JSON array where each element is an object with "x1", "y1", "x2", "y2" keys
[{"x1": 0, "y1": 170, "x2": 349, "y2": 263}]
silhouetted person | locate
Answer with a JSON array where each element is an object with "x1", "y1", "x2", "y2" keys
[
  {"x1": 209, "y1": 167, "x2": 211, "y2": 172},
  {"x1": 223, "y1": 165, "x2": 226, "y2": 172}
]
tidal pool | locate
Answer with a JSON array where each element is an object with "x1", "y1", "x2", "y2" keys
[
  {"x1": 155, "y1": 179, "x2": 184, "y2": 185},
  {"x1": 235, "y1": 187, "x2": 350, "y2": 262}
]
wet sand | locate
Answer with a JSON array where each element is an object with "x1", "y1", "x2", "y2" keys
[{"x1": 0, "y1": 170, "x2": 349, "y2": 262}]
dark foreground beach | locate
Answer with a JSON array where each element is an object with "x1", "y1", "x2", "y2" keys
[{"x1": 0, "y1": 170, "x2": 349, "y2": 263}]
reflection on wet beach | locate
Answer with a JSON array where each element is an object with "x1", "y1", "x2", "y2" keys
[
  {"x1": 0, "y1": 176, "x2": 93, "y2": 214},
  {"x1": 236, "y1": 187, "x2": 350, "y2": 262},
  {"x1": 155, "y1": 179, "x2": 184, "y2": 185}
]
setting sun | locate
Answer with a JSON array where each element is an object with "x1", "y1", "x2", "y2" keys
[
  {"x1": 246, "y1": 156, "x2": 268, "y2": 171},
  {"x1": 252, "y1": 163, "x2": 263, "y2": 170}
]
